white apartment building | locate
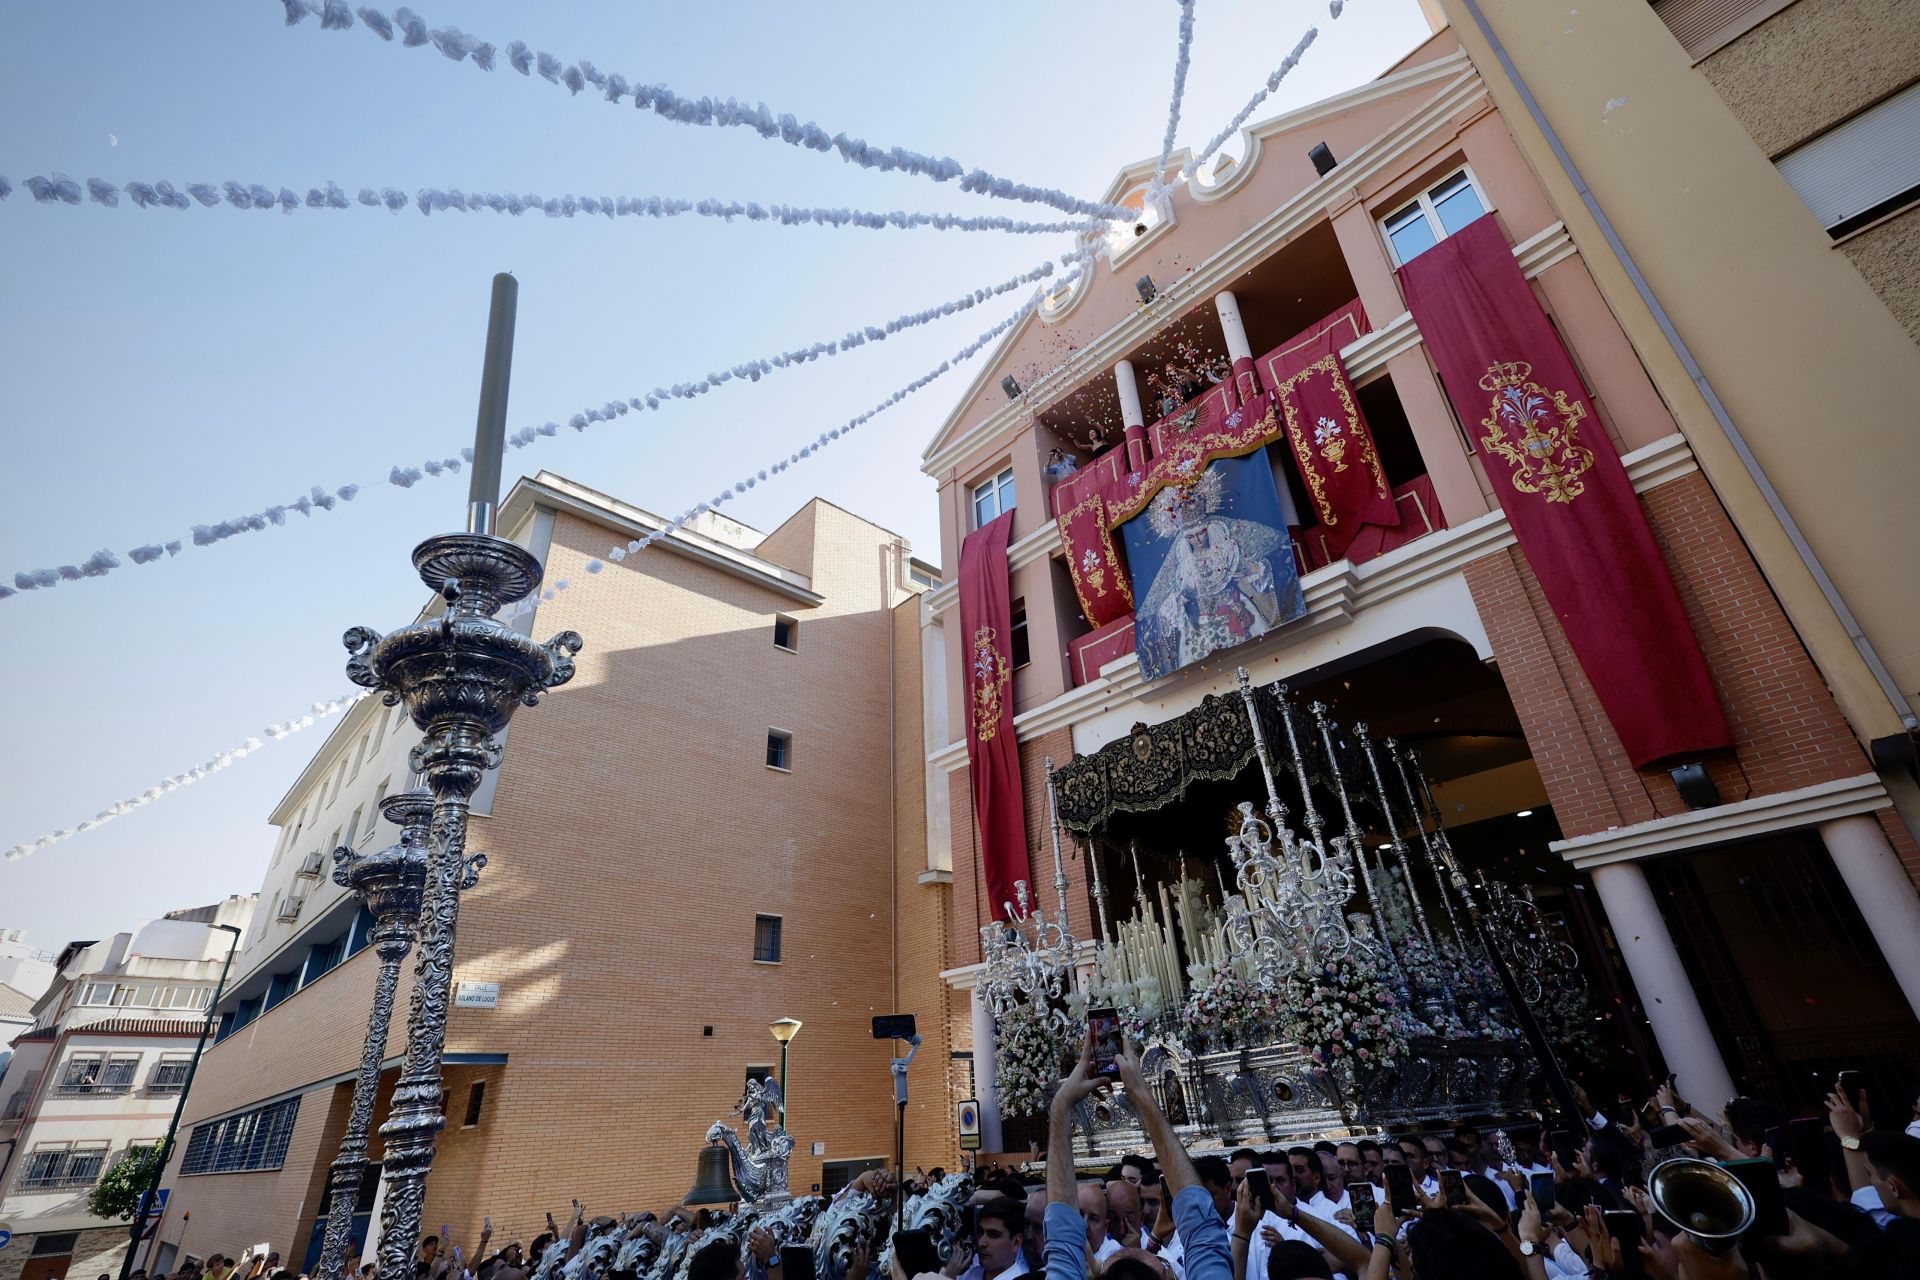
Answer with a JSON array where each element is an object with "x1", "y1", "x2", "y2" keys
[
  {"x1": 0, "y1": 931, "x2": 57, "y2": 1003},
  {"x1": 0, "y1": 896, "x2": 256, "y2": 1280}
]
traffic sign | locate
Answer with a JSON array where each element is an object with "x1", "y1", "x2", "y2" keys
[
  {"x1": 0, "y1": 1228, "x2": 13, "y2": 1251},
  {"x1": 957, "y1": 1098, "x2": 982, "y2": 1151}
]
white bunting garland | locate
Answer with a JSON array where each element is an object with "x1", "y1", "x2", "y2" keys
[
  {"x1": 2, "y1": 254, "x2": 1067, "y2": 600},
  {"x1": 4, "y1": 693, "x2": 366, "y2": 862},
  {"x1": 1, "y1": 173, "x2": 1101, "y2": 237},
  {"x1": 1154, "y1": 0, "x2": 1198, "y2": 185},
  {"x1": 1192, "y1": 26, "x2": 1324, "y2": 175},
  {"x1": 502, "y1": 248, "x2": 1098, "y2": 619},
  {"x1": 278, "y1": 2, "x2": 1136, "y2": 223}
]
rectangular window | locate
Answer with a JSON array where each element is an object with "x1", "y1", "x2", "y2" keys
[
  {"x1": 745, "y1": 1064, "x2": 775, "y2": 1091},
  {"x1": 972, "y1": 467, "x2": 1016, "y2": 528},
  {"x1": 327, "y1": 758, "x2": 348, "y2": 805},
  {"x1": 347, "y1": 904, "x2": 376, "y2": 957},
  {"x1": 344, "y1": 805, "x2": 364, "y2": 850},
  {"x1": 265, "y1": 969, "x2": 299, "y2": 1011},
  {"x1": 463, "y1": 1080, "x2": 486, "y2": 1128},
  {"x1": 773, "y1": 616, "x2": 797, "y2": 651},
  {"x1": 56, "y1": 1054, "x2": 105, "y2": 1095},
  {"x1": 100, "y1": 1053, "x2": 142, "y2": 1092},
  {"x1": 30, "y1": 1231, "x2": 81, "y2": 1256},
  {"x1": 150, "y1": 1056, "x2": 193, "y2": 1094},
  {"x1": 1009, "y1": 600, "x2": 1031, "y2": 670},
  {"x1": 753, "y1": 914, "x2": 783, "y2": 963},
  {"x1": 181, "y1": 1096, "x2": 301, "y2": 1175},
  {"x1": 80, "y1": 981, "x2": 116, "y2": 1007},
  {"x1": 1379, "y1": 167, "x2": 1489, "y2": 265},
  {"x1": 766, "y1": 729, "x2": 793, "y2": 772},
  {"x1": 305, "y1": 933, "x2": 347, "y2": 985},
  {"x1": 19, "y1": 1145, "x2": 108, "y2": 1191},
  {"x1": 1775, "y1": 81, "x2": 1920, "y2": 238},
  {"x1": 348, "y1": 732, "x2": 369, "y2": 782}
]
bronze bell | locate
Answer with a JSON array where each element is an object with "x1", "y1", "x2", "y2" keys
[
  {"x1": 684, "y1": 1142, "x2": 740, "y2": 1206},
  {"x1": 1648, "y1": 1157, "x2": 1755, "y2": 1254}
]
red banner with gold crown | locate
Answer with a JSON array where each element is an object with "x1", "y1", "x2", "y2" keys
[
  {"x1": 1052, "y1": 447, "x2": 1136, "y2": 630},
  {"x1": 1259, "y1": 310, "x2": 1399, "y2": 561},
  {"x1": 1398, "y1": 215, "x2": 1730, "y2": 767},
  {"x1": 958, "y1": 510, "x2": 1029, "y2": 920}
]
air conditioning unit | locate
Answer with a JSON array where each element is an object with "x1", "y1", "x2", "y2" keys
[
  {"x1": 276, "y1": 893, "x2": 304, "y2": 923},
  {"x1": 296, "y1": 851, "x2": 324, "y2": 879}
]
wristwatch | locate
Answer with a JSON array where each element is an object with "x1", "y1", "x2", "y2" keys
[
  {"x1": 1518, "y1": 1240, "x2": 1539, "y2": 1257},
  {"x1": 1840, "y1": 1135, "x2": 1862, "y2": 1151}
]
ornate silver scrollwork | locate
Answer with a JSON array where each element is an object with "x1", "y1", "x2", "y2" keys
[
  {"x1": 706, "y1": 1074, "x2": 796, "y2": 1204},
  {"x1": 344, "y1": 531, "x2": 582, "y2": 1280}
]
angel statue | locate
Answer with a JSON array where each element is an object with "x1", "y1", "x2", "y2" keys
[{"x1": 705, "y1": 1076, "x2": 796, "y2": 1204}]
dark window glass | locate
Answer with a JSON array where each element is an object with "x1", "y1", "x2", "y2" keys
[
  {"x1": 766, "y1": 731, "x2": 792, "y2": 770},
  {"x1": 754, "y1": 915, "x2": 782, "y2": 963}
]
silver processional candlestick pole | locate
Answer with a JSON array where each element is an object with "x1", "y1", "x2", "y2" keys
[
  {"x1": 313, "y1": 792, "x2": 436, "y2": 1280},
  {"x1": 343, "y1": 274, "x2": 584, "y2": 1280}
]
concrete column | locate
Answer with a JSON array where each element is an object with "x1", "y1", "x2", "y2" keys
[
  {"x1": 1820, "y1": 814, "x2": 1920, "y2": 1022},
  {"x1": 1114, "y1": 359, "x2": 1146, "y2": 430},
  {"x1": 1213, "y1": 291, "x2": 1254, "y2": 363},
  {"x1": 970, "y1": 985, "x2": 1005, "y2": 1152},
  {"x1": 1588, "y1": 860, "x2": 1737, "y2": 1106}
]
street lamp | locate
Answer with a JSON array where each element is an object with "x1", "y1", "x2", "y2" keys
[
  {"x1": 121, "y1": 921, "x2": 243, "y2": 1280},
  {"x1": 769, "y1": 1018, "x2": 802, "y2": 1128}
]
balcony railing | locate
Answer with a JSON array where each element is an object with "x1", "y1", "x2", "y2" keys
[
  {"x1": 51, "y1": 1079, "x2": 134, "y2": 1098},
  {"x1": 2, "y1": 1090, "x2": 28, "y2": 1120},
  {"x1": 18, "y1": 1170, "x2": 103, "y2": 1191}
]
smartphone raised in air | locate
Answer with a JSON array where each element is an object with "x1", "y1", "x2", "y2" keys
[
  {"x1": 1385, "y1": 1164, "x2": 1418, "y2": 1216},
  {"x1": 1528, "y1": 1172, "x2": 1555, "y2": 1215},
  {"x1": 892, "y1": 1231, "x2": 942, "y2": 1280},
  {"x1": 1347, "y1": 1180, "x2": 1378, "y2": 1229},
  {"x1": 1440, "y1": 1169, "x2": 1467, "y2": 1207},
  {"x1": 1602, "y1": 1210, "x2": 1645, "y2": 1277},
  {"x1": 1245, "y1": 1166, "x2": 1275, "y2": 1217},
  {"x1": 1088, "y1": 1008, "x2": 1123, "y2": 1077}
]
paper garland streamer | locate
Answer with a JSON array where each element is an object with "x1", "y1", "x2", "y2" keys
[
  {"x1": 2, "y1": 254, "x2": 1065, "y2": 600},
  {"x1": 279, "y1": 2, "x2": 1136, "y2": 223},
  {"x1": 4, "y1": 693, "x2": 365, "y2": 862},
  {"x1": 501, "y1": 248, "x2": 1098, "y2": 619},
  {"x1": 1, "y1": 174, "x2": 1102, "y2": 237},
  {"x1": 1154, "y1": 0, "x2": 1198, "y2": 184},
  {"x1": 1192, "y1": 26, "x2": 1323, "y2": 175}
]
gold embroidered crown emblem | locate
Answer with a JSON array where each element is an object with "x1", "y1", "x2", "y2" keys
[{"x1": 1478, "y1": 360, "x2": 1534, "y2": 392}]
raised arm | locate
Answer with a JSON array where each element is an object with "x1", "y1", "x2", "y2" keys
[
  {"x1": 1116, "y1": 1041, "x2": 1229, "y2": 1280},
  {"x1": 1045, "y1": 1032, "x2": 1104, "y2": 1280}
]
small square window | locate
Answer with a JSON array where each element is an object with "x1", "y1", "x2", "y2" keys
[
  {"x1": 1009, "y1": 600, "x2": 1031, "y2": 670},
  {"x1": 766, "y1": 730, "x2": 793, "y2": 771},
  {"x1": 1379, "y1": 166, "x2": 1489, "y2": 265},
  {"x1": 773, "y1": 616, "x2": 797, "y2": 651},
  {"x1": 754, "y1": 915, "x2": 783, "y2": 963},
  {"x1": 972, "y1": 467, "x2": 1016, "y2": 528}
]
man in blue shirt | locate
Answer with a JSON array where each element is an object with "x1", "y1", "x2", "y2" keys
[{"x1": 1042, "y1": 1036, "x2": 1231, "y2": 1280}]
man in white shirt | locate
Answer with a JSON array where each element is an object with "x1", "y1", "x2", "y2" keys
[
  {"x1": 1082, "y1": 1182, "x2": 1125, "y2": 1268},
  {"x1": 1302, "y1": 1151, "x2": 1359, "y2": 1243},
  {"x1": 1418, "y1": 1137, "x2": 1445, "y2": 1200},
  {"x1": 1243, "y1": 1155, "x2": 1315, "y2": 1280},
  {"x1": 955, "y1": 1195, "x2": 1031, "y2": 1280}
]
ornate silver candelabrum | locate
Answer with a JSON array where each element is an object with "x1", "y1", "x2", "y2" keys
[
  {"x1": 977, "y1": 758, "x2": 1081, "y2": 1037},
  {"x1": 313, "y1": 790, "x2": 435, "y2": 1280},
  {"x1": 344, "y1": 531, "x2": 581, "y2": 1279},
  {"x1": 1218, "y1": 670, "x2": 1360, "y2": 988}
]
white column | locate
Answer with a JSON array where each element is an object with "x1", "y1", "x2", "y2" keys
[
  {"x1": 970, "y1": 985, "x2": 1004, "y2": 1152},
  {"x1": 1113, "y1": 359, "x2": 1146, "y2": 430},
  {"x1": 1821, "y1": 814, "x2": 1920, "y2": 1021},
  {"x1": 1213, "y1": 290, "x2": 1254, "y2": 363},
  {"x1": 1588, "y1": 861, "x2": 1737, "y2": 1106}
]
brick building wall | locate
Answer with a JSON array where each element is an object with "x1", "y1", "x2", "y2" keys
[
  {"x1": 155, "y1": 495, "x2": 942, "y2": 1258},
  {"x1": 1463, "y1": 470, "x2": 1873, "y2": 839}
]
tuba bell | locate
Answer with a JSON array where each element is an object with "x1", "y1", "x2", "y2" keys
[{"x1": 1648, "y1": 1157, "x2": 1755, "y2": 1254}]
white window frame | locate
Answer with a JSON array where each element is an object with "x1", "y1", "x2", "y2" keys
[
  {"x1": 971, "y1": 467, "x2": 1016, "y2": 528},
  {"x1": 1378, "y1": 165, "x2": 1492, "y2": 267},
  {"x1": 150, "y1": 1055, "x2": 193, "y2": 1094},
  {"x1": 766, "y1": 728, "x2": 794, "y2": 773},
  {"x1": 773, "y1": 615, "x2": 798, "y2": 652}
]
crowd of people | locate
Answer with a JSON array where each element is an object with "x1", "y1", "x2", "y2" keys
[
  {"x1": 940, "y1": 1038, "x2": 1920, "y2": 1280},
  {"x1": 112, "y1": 1047, "x2": 1920, "y2": 1280}
]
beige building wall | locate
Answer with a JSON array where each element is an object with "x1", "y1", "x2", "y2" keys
[
  {"x1": 1435, "y1": 0, "x2": 1920, "y2": 751},
  {"x1": 154, "y1": 482, "x2": 956, "y2": 1261}
]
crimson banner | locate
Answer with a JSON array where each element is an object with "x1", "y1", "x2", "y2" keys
[
  {"x1": 1260, "y1": 312, "x2": 1399, "y2": 560},
  {"x1": 1398, "y1": 215, "x2": 1729, "y2": 767},
  {"x1": 1051, "y1": 445, "x2": 1136, "y2": 630},
  {"x1": 958, "y1": 510, "x2": 1030, "y2": 919}
]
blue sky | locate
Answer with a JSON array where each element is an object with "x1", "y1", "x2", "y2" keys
[{"x1": 0, "y1": 0, "x2": 1432, "y2": 950}]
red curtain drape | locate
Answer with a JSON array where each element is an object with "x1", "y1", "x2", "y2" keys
[
  {"x1": 958, "y1": 510, "x2": 1029, "y2": 919},
  {"x1": 1397, "y1": 215, "x2": 1730, "y2": 767}
]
